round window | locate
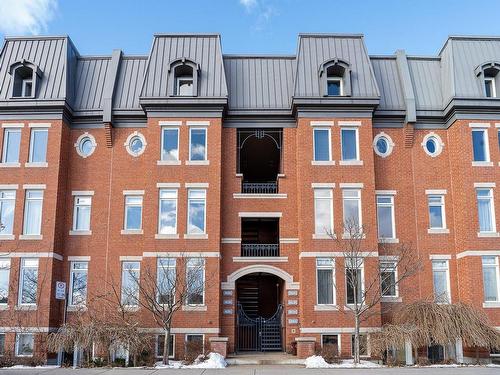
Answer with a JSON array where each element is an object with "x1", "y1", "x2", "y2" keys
[
  {"x1": 124, "y1": 131, "x2": 147, "y2": 157},
  {"x1": 421, "y1": 133, "x2": 444, "y2": 157},
  {"x1": 74, "y1": 133, "x2": 97, "y2": 158},
  {"x1": 373, "y1": 133, "x2": 394, "y2": 157}
]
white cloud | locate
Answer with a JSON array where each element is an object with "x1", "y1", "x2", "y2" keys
[
  {"x1": 239, "y1": 0, "x2": 258, "y2": 12},
  {"x1": 0, "y1": 0, "x2": 57, "y2": 35},
  {"x1": 238, "y1": 0, "x2": 277, "y2": 31}
]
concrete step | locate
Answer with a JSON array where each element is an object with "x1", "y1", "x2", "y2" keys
[{"x1": 226, "y1": 353, "x2": 305, "y2": 366}]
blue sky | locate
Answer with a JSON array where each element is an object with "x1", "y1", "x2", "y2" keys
[{"x1": 1, "y1": 0, "x2": 500, "y2": 56}]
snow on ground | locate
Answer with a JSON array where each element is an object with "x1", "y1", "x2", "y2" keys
[
  {"x1": 305, "y1": 355, "x2": 382, "y2": 368},
  {"x1": 0, "y1": 365, "x2": 60, "y2": 370},
  {"x1": 155, "y1": 352, "x2": 227, "y2": 369}
]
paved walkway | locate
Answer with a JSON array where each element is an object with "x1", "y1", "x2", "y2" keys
[{"x1": 1, "y1": 366, "x2": 500, "y2": 375}]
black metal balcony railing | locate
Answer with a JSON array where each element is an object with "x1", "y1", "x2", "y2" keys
[
  {"x1": 242, "y1": 181, "x2": 278, "y2": 194},
  {"x1": 241, "y1": 243, "x2": 280, "y2": 257}
]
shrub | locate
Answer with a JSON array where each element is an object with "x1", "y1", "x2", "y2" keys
[
  {"x1": 184, "y1": 340, "x2": 205, "y2": 364},
  {"x1": 417, "y1": 356, "x2": 430, "y2": 366},
  {"x1": 315, "y1": 343, "x2": 340, "y2": 364}
]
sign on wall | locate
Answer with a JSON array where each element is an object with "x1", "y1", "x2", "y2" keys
[{"x1": 55, "y1": 281, "x2": 66, "y2": 300}]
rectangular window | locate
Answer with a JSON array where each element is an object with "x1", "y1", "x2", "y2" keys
[
  {"x1": 380, "y1": 261, "x2": 397, "y2": 297},
  {"x1": 156, "y1": 334, "x2": 175, "y2": 358},
  {"x1": 342, "y1": 189, "x2": 362, "y2": 230},
  {"x1": 476, "y1": 188, "x2": 496, "y2": 233},
  {"x1": 341, "y1": 128, "x2": 359, "y2": 161},
  {"x1": 346, "y1": 259, "x2": 363, "y2": 305},
  {"x1": 0, "y1": 260, "x2": 10, "y2": 305},
  {"x1": 432, "y1": 260, "x2": 450, "y2": 303},
  {"x1": 351, "y1": 334, "x2": 368, "y2": 356},
  {"x1": 313, "y1": 128, "x2": 331, "y2": 161},
  {"x1": 69, "y1": 261, "x2": 88, "y2": 306},
  {"x1": 314, "y1": 188, "x2": 333, "y2": 235},
  {"x1": 158, "y1": 189, "x2": 177, "y2": 234},
  {"x1": 23, "y1": 190, "x2": 43, "y2": 235},
  {"x1": 121, "y1": 261, "x2": 140, "y2": 307},
  {"x1": 157, "y1": 258, "x2": 176, "y2": 304},
  {"x1": 28, "y1": 128, "x2": 48, "y2": 163},
  {"x1": 189, "y1": 128, "x2": 207, "y2": 161},
  {"x1": 15, "y1": 333, "x2": 34, "y2": 357},
  {"x1": 185, "y1": 334, "x2": 204, "y2": 353},
  {"x1": 0, "y1": 190, "x2": 16, "y2": 235},
  {"x1": 327, "y1": 79, "x2": 342, "y2": 96},
  {"x1": 187, "y1": 189, "x2": 206, "y2": 234},
  {"x1": 161, "y1": 127, "x2": 179, "y2": 161},
  {"x1": 321, "y1": 334, "x2": 339, "y2": 349},
  {"x1": 0, "y1": 333, "x2": 4, "y2": 356},
  {"x1": 376, "y1": 195, "x2": 395, "y2": 239},
  {"x1": 316, "y1": 258, "x2": 335, "y2": 305},
  {"x1": 428, "y1": 195, "x2": 446, "y2": 229},
  {"x1": 2, "y1": 128, "x2": 21, "y2": 163},
  {"x1": 72, "y1": 196, "x2": 91, "y2": 231},
  {"x1": 186, "y1": 258, "x2": 205, "y2": 305},
  {"x1": 485, "y1": 77, "x2": 496, "y2": 98},
  {"x1": 176, "y1": 76, "x2": 193, "y2": 96},
  {"x1": 19, "y1": 258, "x2": 38, "y2": 305},
  {"x1": 472, "y1": 129, "x2": 490, "y2": 162},
  {"x1": 124, "y1": 195, "x2": 143, "y2": 230},
  {"x1": 482, "y1": 256, "x2": 500, "y2": 302}
]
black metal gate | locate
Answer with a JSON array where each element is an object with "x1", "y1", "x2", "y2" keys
[{"x1": 237, "y1": 303, "x2": 283, "y2": 352}]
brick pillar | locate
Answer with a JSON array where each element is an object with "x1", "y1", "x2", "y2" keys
[
  {"x1": 296, "y1": 337, "x2": 316, "y2": 359},
  {"x1": 209, "y1": 337, "x2": 228, "y2": 358}
]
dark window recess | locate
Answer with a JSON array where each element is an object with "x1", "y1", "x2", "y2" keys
[
  {"x1": 241, "y1": 218, "x2": 279, "y2": 257},
  {"x1": 13, "y1": 66, "x2": 34, "y2": 97}
]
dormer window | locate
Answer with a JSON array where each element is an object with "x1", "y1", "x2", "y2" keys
[
  {"x1": 9, "y1": 60, "x2": 41, "y2": 99},
  {"x1": 484, "y1": 73, "x2": 497, "y2": 98},
  {"x1": 169, "y1": 58, "x2": 200, "y2": 97},
  {"x1": 320, "y1": 58, "x2": 351, "y2": 97},
  {"x1": 475, "y1": 62, "x2": 500, "y2": 99}
]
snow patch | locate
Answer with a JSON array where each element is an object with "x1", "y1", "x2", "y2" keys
[
  {"x1": 155, "y1": 352, "x2": 227, "y2": 369},
  {"x1": 305, "y1": 355, "x2": 382, "y2": 368},
  {"x1": 1, "y1": 365, "x2": 59, "y2": 370}
]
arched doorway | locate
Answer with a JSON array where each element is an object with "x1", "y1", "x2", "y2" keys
[{"x1": 236, "y1": 272, "x2": 284, "y2": 352}]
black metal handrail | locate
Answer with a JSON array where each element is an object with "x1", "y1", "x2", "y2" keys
[
  {"x1": 242, "y1": 181, "x2": 278, "y2": 194},
  {"x1": 241, "y1": 243, "x2": 280, "y2": 257}
]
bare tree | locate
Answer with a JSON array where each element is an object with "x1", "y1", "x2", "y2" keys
[{"x1": 327, "y1": 219, "x2": 422, "y2": 364}]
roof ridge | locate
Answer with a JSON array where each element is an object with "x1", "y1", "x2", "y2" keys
[
  {"x1": 298, "y1": 33, "x2": 364, "y2": 38},
  {"x1": 224, "y1": 54, "x2": 296, "y2": 59}
]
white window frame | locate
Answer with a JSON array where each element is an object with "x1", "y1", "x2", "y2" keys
[
  {"x1": 321, "y1": 334, "x2": 340, "y2": 350},
  {"x1": 2, "y1": 128, "x2": 22, "y2": 164},
  {"x1": 121, "y1": 261, "x2": 140, "y2": 307},
  {"x1": 158, "y1": 189, "x2": 178, "y2": 235},
  {"x1": 351, "y1": 333, "x2": 370, "y2": 357},
  {"x1": 313, "y1": 188, "x2": 334, "y2": 237},
  {"x1": 312, "y1": 127, "x2": 332, "y2": 162},
  {"x1": 0, "y1": 190, "x2": 16, "y2": 235},
  {"x1": 345, "y1": 258, "x2": 365, "y2": 306},
  {"x1": 380, "y1": 261, "x2": 398, "y2": 298},
  {"x1": 18, "y1": 258, "x2": 38, "y2": 306},
  {"x1": 188, "y1": 127, "x2": 207, "y2": 162},
  {"x1": 157, "y1": 258, "x2": 176, "y2": 305},
  {"x1": 432, "y1": 260, "x2": 451, "y2": 304},
  {"x1": 156, "y1": 333, "x2": 175, "y2": 359},
  {"x1": 187, "y1": 189, "x2": 207, "y2": 235},
  {"x1": 340, "y1": 127, "x2": 360, "y2": 161},
  {"x1": 0, "y1": 259, "x2": 10, "y2": 305},
  {"x1": 176, "y1": 75, "x2": 194, "y2": 96},
  {"x1": 185, "y1": 258, "x2": 205, "y2": 306},
  {"x1": 327, "y1": 77, "x2": 343, "y2": 96},
  {"x1": 124, "y1": 195, "x2": 143, "y2": 231},
  {"x1": 485, "y1": 77, "x2": 497, "y2": 98},
  {"x1": 476, "y1": 188, "x2": 497, "y2": 234},
  {"x1": 28, "y1": 128, "x2": 48, "y2": 163},
  {"x1": 72, "y1": 195, "x2": 92, "y2": 232},
  {"x1": 185, "y1": 334, "x2": 205, "y2": 353},
  {"x1": 15, "y1": 333, "x2": 34, "y2": 357},
  {"x1": 482, "y1": 256, "x2": 500, "y2": 303},
  {"x1": 0, "y1": 332, "x2": 5, "y2": 356},
  {"x1": 472, "y1": 128, "x2": 490, "y2": 162},
  {"x1": 23, "y1": 190, "x2": 43, "y2": 236},
  {"x1": 342, "y1": 189, "x2": 363, "y2": 232},
  {"x1": 427, "y1": 194, "x2": 447, "y2": 230},
  {"x1": 376, "y1": 195, "x2": 396, "y2": 240},
  {"x1": 21, "y1": 79, "x2": 33, "y2": 97},
  {"x1": 161, "y1": 127, "x2": 180, "y2": 162},
  {"x1": 68, "y1": 261, "x2": 88, "y2": 307},
  {"x1": 316, "y1": 258, "x2": 336, "y2": 306}
]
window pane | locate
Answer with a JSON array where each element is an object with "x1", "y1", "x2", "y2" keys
[
  {"x1": 157, "y1": 334, "x2": 174, "y2": 358},
  {"x1": 351, "y1": 335, "x2": 368, "y2": 356},
  {"x1": 2, "y1": 129, "x2": 21, "y2": 163},
  {"x1": 20, "y1": 260, "x2": 38, "y2": 304},
  {"x1": 30, "y1": 129, "x2": 48, "y2": 163},
  {"x1": 477, "y1": 190, "x2": 494, "y2": 232},
  {"x1": 190, "y1": 129, "x2": 206, "y2": 161},
  {"x1": 313, "y1": 129, "x2": 330, "y2": 161},
  {"x1": 0, "y1": 260, "x2": 10, "y2": 304},
  {"x1": 485, "y1": 79, "x2": 494, "y2": 97},
  {"x1": 346, "y1": 268, "x2": 362, "y2": 304},
  {"x1": 381, "y1": 270, "x2": 396, "y2": 296},
  {"x1": 16, "y1": 334, "x2": 34, "y2": 356},
  {"x1": 24, "y1": 199, "x2": 42, "y2": 235},
  {"x1": 188, "y1": 191, "x2": 206, "y2": 234},
  {"x1": 0, "y1": 190, "x2": 15, "y2": 234},
  {"x1": 377, "y1": 205, "x2": 394, "y2": 239},
  {"x1": 317, "y1": 268, "x2": 334, "y2": 304},
  {"x1": 0, "y1": 334, "x2": 4, "y2": 356},
  {"x1": 162, "y1": 128, "x2": 179, "y2": 161},
  {"x1": 483, "y1": 266, "x2": 498, "y2": 302},
  {"x1": 472, "y1": 130, "x2": 488, "y2": 161},
  {"x1": 157, "y1": 258, "x2": 175, "y2": 304},
  {"x1": 315, "y1": 194, "x2": 332, "y2": 235},
  {"x1": 341, "y1": 129, "x2": 358, "y2": 160},
  {"x1": 159, "y1": 197, "x2": 177, "y2": 234},
  {"x1": 121, "y1": 262, "x2": 140, "y2": 306},
  {"x1": 432, "y1": 263, "x2": 449, "y2": 303},
  {"x1": 322, "y1": 335, "x2": 339, "y2": 347},
  {"x1": 70, "y1": 263, "x2": 88, "y2": 306},
  {"x1": 343, "y1": 198, "x2": 360, "y2": 228},
  {"x1": 75, "y1": 205, "x2": 91, "y2": 231},
  {"x1": 429, "y1": 206, "x2": 444, "y2": 229},
  {"x1": 187, "y1": 260, "x2": 204, "y2": 305},
  {"x1": 327, "y1": 80, "x2": 341, "y2": 96},
  {"x1": 126, "y1": 205, "x2": 142, "y2": 230}
]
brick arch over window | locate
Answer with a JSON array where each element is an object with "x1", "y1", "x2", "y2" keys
[
  {"x1": 223, "y1": 265, "x2": 299, "y2": 290},
  {"x1": 8, "y1": 59, "x2": 42, "y2": 98},
  {"x1": 319, "y1": 58, "x2": 352, "y2": 97},
  {"x1": 168, "y1": 57, "x2": 200, "y2": 97}
]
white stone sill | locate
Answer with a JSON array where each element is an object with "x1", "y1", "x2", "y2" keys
[
  {"x1": 311, "y1": 160, "x2": 335, "y2": 166},
  {"x1": 314, "y1": 305, "x2": 339, "y2": 311},
  {"x1": 121, "y1": 229, "x2": 143, "y2": 235},
  {"x1": 25, "y1": 162, "x2": 48, "y2": 168},
  {"x1": 428, "y1": 228, "x2": 450, "y2": 234},
  {"x1": 155, "y1": 233, "x2": 179, "y2": 239},
  {"x1": 182, "y1": 305, "x2": 207, "y2": 311},
  {"x1": 157, "y1": 160, "x2": 181, "y2": 166}
]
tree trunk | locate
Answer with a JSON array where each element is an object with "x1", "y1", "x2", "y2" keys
[
  {"x1": 163, "y1": 327, "x2": 171, "y2": 365},
  {"x1": 354, "y1": 313, "x2": 360, "y2": 364}
]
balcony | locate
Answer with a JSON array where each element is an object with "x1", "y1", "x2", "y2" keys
[
  {"x1": 241, "y1": 218, "x2": 279, "y2": 257},
  {"x1": 241, "y1": 181, "x2": 278, "y2": 194}
]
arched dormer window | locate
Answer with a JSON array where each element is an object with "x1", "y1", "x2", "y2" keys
[
  {"x1": 168, "y1": 58, "x2": 200, "y2": 97},
  {"x1": 475, "y1": 61, "x2": 500, "y2": 98},
  {"x1": 8, "y1": 60, "x2": 42, "y2": 99},
  {"x1": 319, "y1": 58, "x2": 351, "y2": 97}
]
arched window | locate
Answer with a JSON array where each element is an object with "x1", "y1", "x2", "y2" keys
[
  {"x1": 319, "y1": 59, "x2": 352, "y2": 97},
  {"x1": 475, "y1": 61, "x2": 500, "y2": 98},
  {"x1": 9, "y1": 60, "x2": 41, "y2": 98},
  {"x1": 168, "y1": 58, "x2": 200, "y2": 97}
]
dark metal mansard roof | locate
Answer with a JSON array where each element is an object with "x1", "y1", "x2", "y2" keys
[{"x1": 1, "y1": 33, "x2": 500, "y2": 127}]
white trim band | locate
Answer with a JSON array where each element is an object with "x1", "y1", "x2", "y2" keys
[
  {"x1": 239, "y1": 212, "x2": 282, "y2": 218},
  {"x1": 474, "y1": 182, "x2": 496, "y2": 188},
  {"x1": 142, "y1": 252, "x2": 220, "y2": 258},
  {"x1": 157, "y1": 183, "x2": 181, "y2": 188},
  {"x1": 340, "y1": 183, "x2": 364, "y2": 189},
  {"x1": 67, "y1": 256, "x2": 91, "y2": 261},
  {"x1": 429, "y1": 254, "x2": 452, "y2": 260},
  {"x1": 457, "y1": 250, "x2": 500, "y2": 259},
  {"x1": 425, "y1": 189, "x2": 447, "y2": 195},
  {"x1": 159, "y1": 121, "x2": 182, "y2": 126},
  {"x1": 123, "y1": 190, "x2": 145, "y2": 195},
  {"x1": 375, "y1": 190, "x2": 397, "y2": 195},
  {"x1": 300, "y1": 251, "x2": 378, "y2": 258},
  {"x1": 185, "y1": 183, "x2": 209, "y2": 188},
  {"x1": 311, "y1": 183, "x2": 336, "y2": 188},
  {"x1": 23, "y1": 184, "x2": 46, "y2": 190},
  {"x1": 72, "y1": 190, "x2": 94, "y2": 196},
  {"x1": 0, "y1": 252, "x2": 62, "y2": 260}
]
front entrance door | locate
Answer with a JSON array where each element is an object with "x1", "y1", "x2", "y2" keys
[{"x1": 235, "y1": 273, "x2": 284, "y2": 352}]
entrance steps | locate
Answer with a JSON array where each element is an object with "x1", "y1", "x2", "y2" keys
[{"x1": 226, "y1": 352, "x2": 305, "y2": 365}]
